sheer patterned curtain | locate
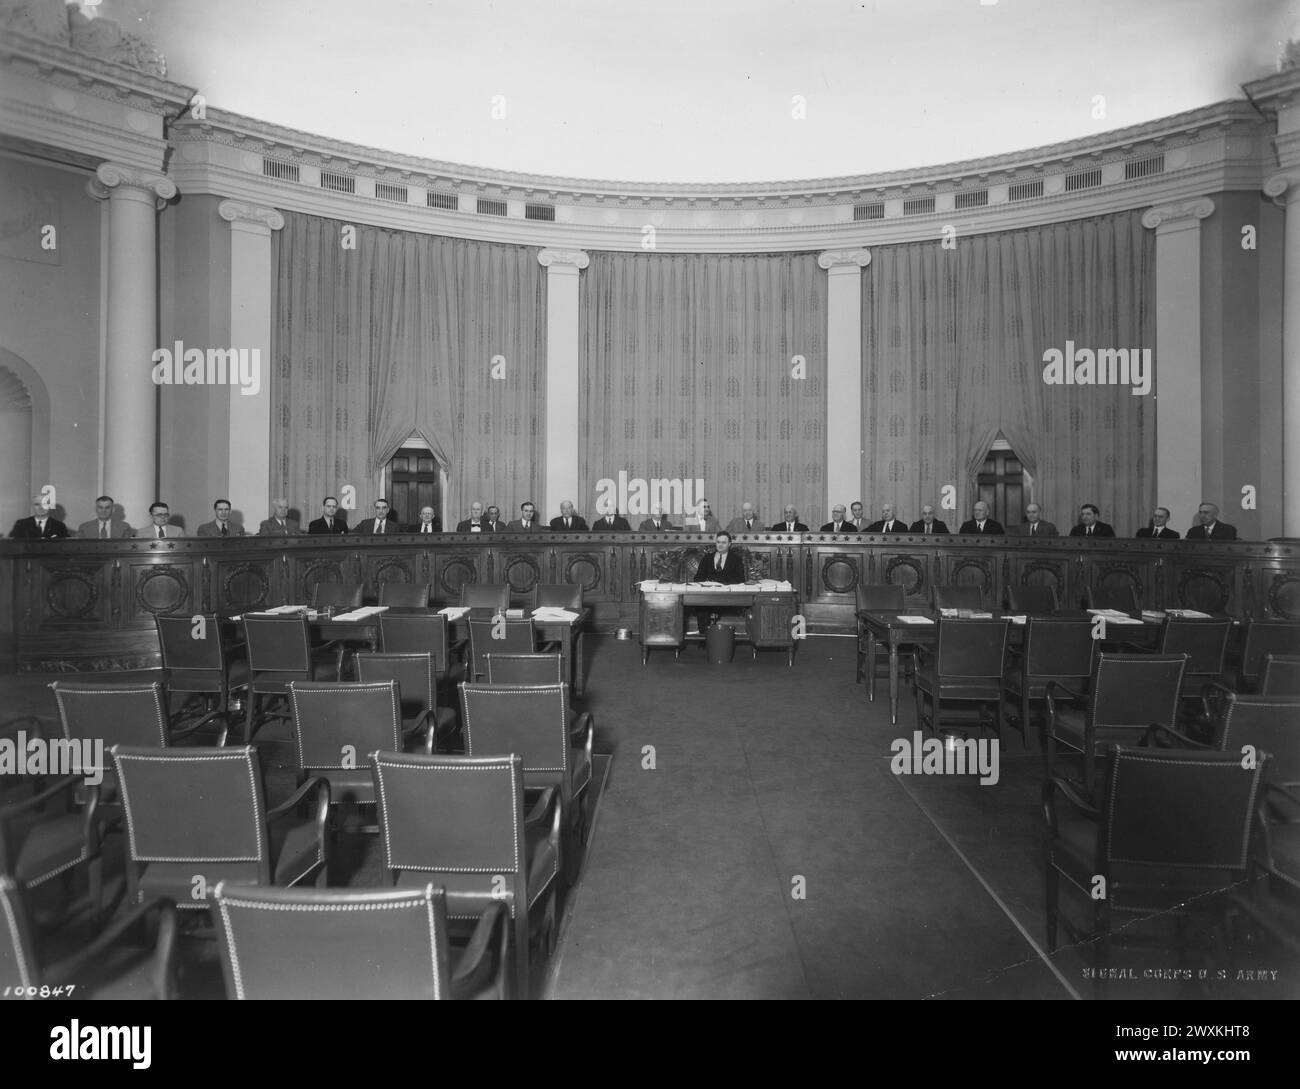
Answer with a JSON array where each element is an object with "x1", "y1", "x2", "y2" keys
[
  {"x1": 862, "y1": 210, "x2": 1154, "y2": 530},
  {"x1": 272, "y1": 214, "x2": 545, "y2": 521},
  {"x1": 579, "y1": 251, "x2": 825, "y2": 525}
]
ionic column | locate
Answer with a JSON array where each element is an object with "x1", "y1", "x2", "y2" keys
[
  {"x1": 218, "y1": 200, "x2": 285, "y2": 524},
  {"x1": 538, "y1": 249, "x2": 589, "y2": 517},
  {"x1": 1265, "y1": 174, "x2": 1300, "y2": 536},
  {"x1": 1141, "y1": 198, "x2": 1214, "y2": 530},
  {"x1": 818, "y1": 248, "x2": 871, "y2": 513},
  {"x1": 88, "y1": 163, "x2": 176, "y2": 522}
]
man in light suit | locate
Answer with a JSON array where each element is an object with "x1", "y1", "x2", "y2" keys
[
  {"x1": 591, "y1": 501, "x2": 631, "y2": 531},
  {"x1": 771, "y1": 505, "x2": 809, "y2": 533},
  {"x1": 10, "y1": 496, "x2": 69, "y2": 539},
  {"x1": 507, "y1": 501, "x2": 542, "y2": 532},
  {"x1": 958, "y1": 502, "x2": 1005, "y2": 535},
  {"x1": 355, "y1": 498, "x2": 398, "y2": 535},
  {"x1": 638, "y1": 504, "x2": 675, "y2": 532},
  {"x1": 1008, "y1": 503, "x2": 1057, "y2": 538},
  {"x1": 308, "y1": 497, "x2": 349, "y2": 535},
  {"x1": 849, "y1": 501, "x2": 868, "y2": 532},
  {"x1": 1068, "y1": 503, "x2": 1115, "y2": 538},
  {"x1": 687, "y1": 499, "x2": 721, "y2": 535},
  {"x1": 866, "y1": 504, "x2": 906, "y2": 534},
  {"x1": 1136, "y1": 506, "x2": 1180, "y2": 539},
  {"x1": 77, "y1": 495, "x2": 133, "y2": 539},
  {"x1": 196, "y1": 499, "x2": 245, "y2": 537},
  {"x1": 550, "y1": 500, "x2": 589, "y2": 532},
  {"x1": 819, "y1": 505, "x2": 857, "y2": 534},
  {"x1": 258, "y1": 497, "x2": 300, "y2": 536},
  {"x1": 144, "y1": 502, "x2": 181, "y2": 539},
  {"x1": 1186, "y1": 502, "x2": 1238, "y2": 541},
  {"x1": 909, "y1": 505, "x2": 950, "y2": 535},
  {"x1": 727, "y1": 502, "x2": 763, "y2": 535}
]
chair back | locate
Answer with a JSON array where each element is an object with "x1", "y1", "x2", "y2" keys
[
  {"x1": 287, "y1": 681, "x2": 402, "y2": 794},
  {"x1": 1214, "y1": 693, "x2": 1300, "y2": 789},
  {"x1": 460, "y1": 583, "x2": 510, "y2": 612},
  {"x1": 242, "y1": 614, "x2": 312, "y2": 674},
  {"x1": 1021, "y1": 617, "x2": 1095, "y2": 680},
  {"x1": 378, "y1": 582, "x2": 430, "y2": 607},
  {"x1": 934, "y1": 619, "x2": 1008, "y2": 678},
  {"x1": 371, "y1": 753, "x2": 525, "y2": 905},
  {"x1": 1087, "y1": 584, "x2": 1140, "y2": 615},
  {"x1": 1238, "y1": 620, "x2": 1300, "y2": 686},
  {"x1": 311, "y1": 582, "x2": 364, "y2": 610},
  {"x1": 856, "y1": 583, "x2": 905, "y2": 613},
  {"x1": 467, "y1": 617, "x2": 535, "y2": 680},
  {"x1": 52, "y1": 682, "x2": 170, "y2": 763},
  {"x1": 0, "y1": 875, "x2": 41, "y2": 991},
  {"x1": 484, "y1": 653, "x2": 565, "y2": 685},
  {"x1": 113, "y1": 745, "x2": 271, "y2": 884},
  {"x1": 1088, "y1": 653, "x2": 1186, "y2": 733},
  {"x1": 932, "y1": 584, "x2": 983, "y2": 611},
  {"x1": 534, "y1": 584, "x2": 583, "y2": 610},
  {"x1": 213, "y1": 882, "x2": 453, "y2": 999},
  {"x1": 1101, "y1": 746, "x2": 1265, "y2": 897},
  {"x1": 1007, "y1": 583, "x2": 1059, "y2": 614},
  {"x1": 156, "y1": 614, "x2": 226, "y2": 675},
  {"x1": 460, "y1": 683, "x2": 573, "y2": 797},
  {"x1": 1158, "y1": 616, "x2": 1232, "y2": 679},
  {"x1": 1261, "y1": 654, "x2": 1300, "y2": 697},
  {"x1": 354, "y1": 653, "x2": 438, "y2": 724},
  {"x1": 379, "y1": 612, "x2": 453, "y2": 673}
]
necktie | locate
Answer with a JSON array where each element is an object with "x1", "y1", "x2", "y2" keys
[
  {"x1": 100, "y1": 522, "x2": 108, "y2": 539},
  {"x1": 278, "y1": 520, "x2": 285, "y2": 530},
  {"x1": 220, "y1": 524, "x2": 227, "y2": 536},
  {"x1": 565, "y1": 519, "x2": 571, "y2": 529},
  {"x1": 157, "y1": 526, "x2": 164, "y2": 539},
  {"x1": 423, "y1": 524, "x2": 430, "y2": 533},
  {"x1": 924, "y1": 525, "x2": 930, "y2": 534},
  {"x1": 1087, "y1": 526, "x2": 1092, "y2": 536},
  {"x1": 1030, "y1": 523, "x2": 1036, "y2": 535},
  {"x1": 326, "y1": 520, "x2": 333, "y2": 530},
  {"x1": 376, "y1": 520, "x2": 383, "y2": 535},
  {"x1": 746, "y1": 520, "x2": 752, "y2": 530}
]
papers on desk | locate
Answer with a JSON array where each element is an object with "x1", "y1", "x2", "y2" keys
[
  {"x1": 1166, "y1": 608, "x2": 1212, "y2": 619},
  {"x1": 332, "y1": 606, "x2": 389, "y2": 622},
  {"x1": 638, "y1": 580, "x2": 794, "y2": 593},
  {"x1": 265, "y1": 604, "x2": 309, "y2": 614},
  {"x1": 1142, "y1": 610, "x2": 1166, "y2": 621},
  {"x1": 894, "y1": 615, "x2": 934, "y2": 625},
  {"x1": 531, "y1": 607, "x2": 580, "y2": 622},
  {"x1": 1007, "y1": 615, "x2": 1028, "y2": 625},
  {"x1": 1087, "y1": 608, "x2": 1144, "y2": 626},
  {"x1": 438, "y1": 606, "x2": 470, "y2": 619}
]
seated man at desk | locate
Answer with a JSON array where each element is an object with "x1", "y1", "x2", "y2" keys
[{"x1": 690, "y1": 530, "x2": 747, "y2": 634}]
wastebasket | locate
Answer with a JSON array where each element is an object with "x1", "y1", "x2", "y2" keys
[{"x1": 705, "y1": 623, "x2": 735, "y2": 664}]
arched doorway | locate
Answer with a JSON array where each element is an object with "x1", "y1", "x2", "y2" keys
[
  {"x1": 385, "y1": 442, "x2": 444, "y2": 528},
  {"x1": 0, "y1": 352, "x2": 51, "y2": 533}
]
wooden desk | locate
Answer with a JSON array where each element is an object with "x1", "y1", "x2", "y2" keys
[{"x1": 639, "y1": 586, "x2": 800, "y2": 664}]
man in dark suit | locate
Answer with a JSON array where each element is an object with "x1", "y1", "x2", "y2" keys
[
  {"x1": 1068, "y1": 503, "x2": 1115, "y2": 538},
  {"x1": 77, "y1": 495, "x2": 133, "y2": 539},
  {"x1": 355, "y1": 498, "x2": 398, "y2": 535},
  {"x1": 695, "y1": 531, "x2": 746, "y2": 584},
  {"x1": 909, "y1": 504, "x2": 950, "y2": 535},
  {"x1": 196, "y1": 499, "x2": 246, "y2": 537},
  {"x1": 638, "y1": 505, "x2": 675, "y2": 531},
  {"x1": 820, "y1": 505, "x2": 857, "y2": 534},
  {"x1": 550, "y1": 500, "x2": 589, "y2": 532},
  {"x1": 308, "y1": 497, "x2": 349, "y2": 535},
  {"x1": 455, "y1": 502, "x2": 491, "y2": 533},
  {"x1": 849, "y1": 501, "x2": 868, "y2": 532},
  {"x1": 1186, "y1": 502, "x2": 1238, "y2": 541},
  {"x1": 507, "y1": 501, "x2": 542, "y2": 532},
  {"x1": 726, "y1": 502, "x2": 762, "y2": 535},
  {"x1": 866, "y1": 503, "x2": 906, "y2": 533},
  {"x1": 959, "y1": 502, "x2": 1005, "y2": 535},
  {"x1": 1007, "y1": 503, "x2": 1057, "y2": 538},
  {"x1": 1136, "y1": 506, "x2": 1180, "y2": 539},
  {"x1": 10, "y1": 496, "x2": 69, "y2": 539},
  {"x1": 591, "y1": 503, "x2": 631, "y2": 531},
  {"x1": 258, "y1": 497, "x2": 300, "y2": 536},
  {"x1": 771, "y1": 505, "x2": 809, "y2": 532},
  {"x1": 485, "y1": 506, "x2": 505, "y2": 532},
  {"x1": 409, "y1": 505, "x2": 441, "y2": 534}
]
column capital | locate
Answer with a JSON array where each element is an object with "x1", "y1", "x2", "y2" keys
[
  {"x1": 87, "y1": 163, "x2": 177, "y2": 207},
  {"x1": 218, "y1": 200, "x2": 286, "y2": 232},
  {"x1": 1141, "y1": 197, "x2": 1214, "y2": 232},
  {"x1": 538, "y1": 248, "x2": 590, "y2": 271},
  {"x1": 817, "y1": 248, "x2": 872, "y2": 271},
  {"x1": 1264, "y1": 172, "x2": 1298, "y2": 207}
]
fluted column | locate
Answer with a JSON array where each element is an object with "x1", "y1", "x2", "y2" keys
[
  {"x1": 88, "y1": 163, "x2": 176, "y2": 522},
  {"x1": 818, "y1": 248, "x2": 871, "y2": 513},
  {"x1": 1265, "y1": 174, "x2": 1300, "y2": 535},
  {"x1": 218, "y1": 200, "x2": 284, "y2": 524},
  {"x1": 1141, "y1": 198, "x2": 1214, "y2": 530},
  {"x1": 538, "y1": 249, "x2": 589, "y2": 517}
]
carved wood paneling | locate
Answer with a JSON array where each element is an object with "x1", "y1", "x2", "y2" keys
[
  {"x1": 819, "y1": 553, "x2": 860, "y2": 596},
  {"x1": 42, "y1": 565, "x2": 103, "y2": 621},
  {"x1": 1175, "y1": 565, "x2": 1233, "y2": 614},
  {"x1": 882, "y1": 554, "x2": 927, "y2": 600},
  {"x1": 134, "y1": 565, "x2": 192, "y2": 616}
]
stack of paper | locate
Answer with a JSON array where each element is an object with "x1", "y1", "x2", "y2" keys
[
  {"x1": 532, "y1": 606, "x2": 580, "y2": 622},
  {"x1": 894, "y1": 615, "x2": 935, "y2": 625},
  {"x1": 332, "y1": 606, "x2": 389, "y2": 622},
  {"x1": 1166, "y1": 608, "x2": 1212, "y2": 619},
  {"x1": 1007, "y1": 615, "x2": 1028, "y2": 625},
  {"x1": 266, "y1": 604, "x2": 308, "y2": 614},
  {"x1": 1088, "y1": 608, "x2": 1144, "y2": 626},
  {"x1": 438, "y1": 606, "x2": 470, "y2": 619},
  {"x1": 1141, "y1": 610, "x2": 1166, "y2": 621}
]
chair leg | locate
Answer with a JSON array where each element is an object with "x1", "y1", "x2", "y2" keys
[
  {"x1": 244, "y1": 692, "x2": 257, "y2": 745},
  {"x1": 514, "y1": 908, "x2": 530, "y2": 999},
  {"x1": 1045, "y1": 863, "x2": 1059, "y2": 951}
]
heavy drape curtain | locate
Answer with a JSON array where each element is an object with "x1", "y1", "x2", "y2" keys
[
  {"x1": 272, "y1": 213, "x2": 545, "y2": 521},
  {"x1": 579, "y1": 251, "x2": 826, "y2": 525},
  {"x1": 862, "y1": 209, "x2": 1154, "y2": 530}
]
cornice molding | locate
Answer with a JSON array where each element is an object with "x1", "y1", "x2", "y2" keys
[
  {"x1": 1242, "y1": 66, "x2": 1300, "y2": 113},
  {"x1": 817, "y1": 248, "x2": 872, "y2": 270},
  {"x1": 537, "y1": 248, "x2": 590, "y2": 270},
  {"x1": 1141, "y1": 197, "x2": 1214, "y2": 231},
  {"x1": 217, "y1": 199, "x2": 285, "y2": 231}
]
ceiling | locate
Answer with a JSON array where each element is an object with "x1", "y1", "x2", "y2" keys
[{"x1": 89, "y1": 0, "x2": 1298, "y2": 184}]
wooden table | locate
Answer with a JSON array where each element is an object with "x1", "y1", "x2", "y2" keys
[
  {"x1": 638, "y1": 586, "x2": 800, "y2": 664},
  {"x1": 856, "y1": 609, "x2": 1164, "y2": 725}
]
